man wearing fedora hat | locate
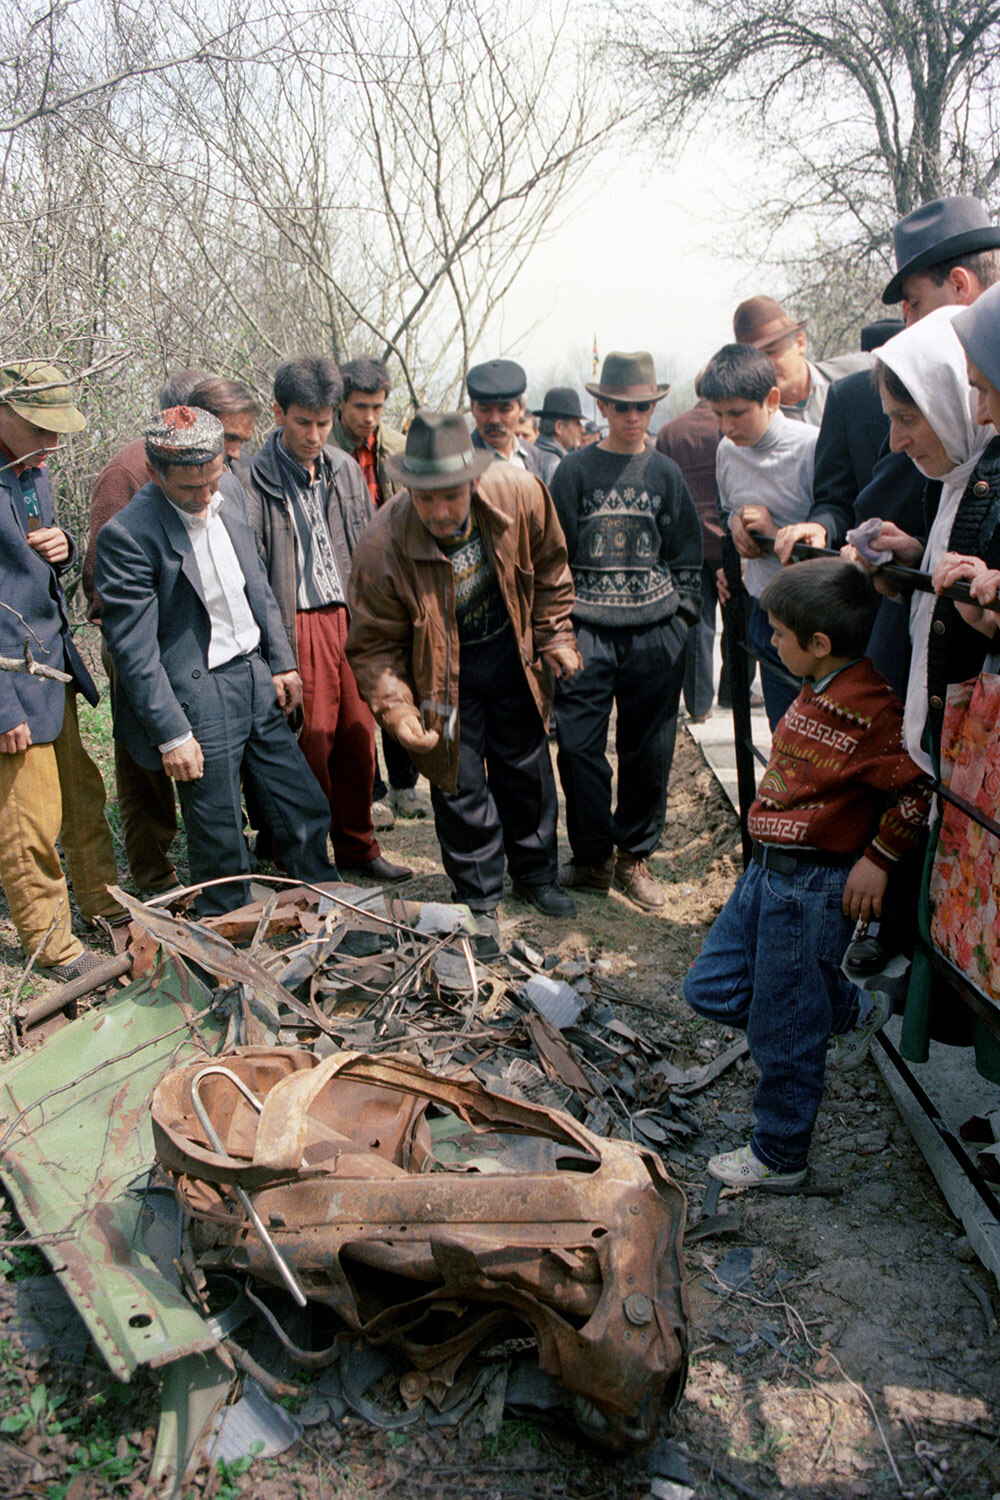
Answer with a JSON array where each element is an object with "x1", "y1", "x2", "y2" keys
[
  {"x1": 733, "y1": 296, "x2": 869, "y2": 427},
  {"x1": 0, "y1": 361, "x2": 126, "y2": 977},
  {"x1": 532, "y1": 387, "x2": 585, "y2": 486},
  {"x1": 549, "y1": 351, "x2": 702, "y2": 911},
  {"x1": 774, "y1": 196, "x2": 1000, "y2": 693},
  {"x1": 465, "y1": 359, "x2": 547, "y2": 480},
  {"x1": 347, "y1": 410, "x2": 581, "y2": 921}
]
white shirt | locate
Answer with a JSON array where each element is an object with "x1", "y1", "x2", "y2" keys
[
  {"x1": 716, "y1": 411, "x2": 818, "y2": 597},
  {"x1": 158, "y1": 492, "x2": 260, "y2": 753}
]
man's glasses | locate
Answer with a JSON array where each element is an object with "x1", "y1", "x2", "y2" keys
[{"x1": 611, "y1": 400, "x2": 654, "y2": 413}]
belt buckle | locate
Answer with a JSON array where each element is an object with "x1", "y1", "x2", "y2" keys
[{"x1": 420, "y1": 698, "x2": 457, "y2": 744}]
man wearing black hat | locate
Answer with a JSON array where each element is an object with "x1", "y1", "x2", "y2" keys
[
  {"x1": 96, "y1": 406, "x2": 340, "y2": 915},
  {"x1": 466, "y1": 359, "x2": 546, "y2": 479},
  {"x1": 347, "y1": 410, "x2": 581, "y2": 921},
  {"x1": 777, "y1": 195, "x2": 1000, "y2": 692},
  {"x1": 532, "y1": 387, "x2": 585, "y2": 485}
]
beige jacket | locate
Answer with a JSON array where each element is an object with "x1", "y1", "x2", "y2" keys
[{"x1": 346, "y1": 464, "x2": 577, "y2": 792}]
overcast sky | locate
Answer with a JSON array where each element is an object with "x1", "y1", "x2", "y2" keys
[{"x1": 478, "y1": 135, "x2": 759, "y2": 419}]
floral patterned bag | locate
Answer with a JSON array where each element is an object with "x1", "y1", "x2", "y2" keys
[{"x1": 928, "y1": 670, "x2": 1000, "y2": 1002}]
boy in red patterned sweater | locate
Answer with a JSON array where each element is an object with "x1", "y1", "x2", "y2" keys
[{"x1": 684, "y1": 558, "x2": 930, "y2": 1189}]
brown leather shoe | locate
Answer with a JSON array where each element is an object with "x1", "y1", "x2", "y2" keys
[
  {"x1": 559, "y1": 856, "x2": 614, "y2": 892},
  {"x1": 341, "y1": 855, "x2": 413, "y2": 884},
  {"x1": 613, "y1": 851, "x2": 666, "y2": 910}
]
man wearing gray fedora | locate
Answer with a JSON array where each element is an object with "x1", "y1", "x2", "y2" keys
[
  {"x1": 532, "y1": 387, "x2": 585, "y2": 485},
  {"x1": 550, "y1": 351, "x2": 702, "y2": 911},
  {"x1": 347, "y1": 411, "x2": 581, "y2": 921}
]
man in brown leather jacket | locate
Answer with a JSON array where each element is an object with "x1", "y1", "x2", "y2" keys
[{"x1": 347, "y1": 410, "x2": 581, "y2": 921}]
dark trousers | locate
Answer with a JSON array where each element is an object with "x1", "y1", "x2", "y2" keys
[
  {"x1": 555, "y1": 616, "x2": 686, "y2": 864},
  {"x1": 683, "y1": 562, "x2": 719, "y2": 719},
  {"x1": 430, "y1": 630, "x2": 558, "y2": 911},
  {"x1": 102, "y1": 643, "x2": 178, "y2": 891},
  {"x1": 176, "y1": 652, "x2": 336, "y2": 915},
  {"x1": 373, "y1": 730, "x2": 419, "y2": 801},
  {"x1": 748, "y1": 597, "x2": 800, "y2": 730}
]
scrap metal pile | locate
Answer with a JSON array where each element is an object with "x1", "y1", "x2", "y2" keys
[{"x1": 0, "y1": 877, "x2": 703, "y2": 1489}]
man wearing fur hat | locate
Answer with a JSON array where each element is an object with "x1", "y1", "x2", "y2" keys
[
  {"x1": 549, "y1": 351, "x2": 702, "y2": 911},
  {"x1": 347, "y1": 411, "x2": 580, "y2": 922}
]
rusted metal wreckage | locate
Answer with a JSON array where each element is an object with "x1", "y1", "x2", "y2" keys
[{"x1": 0, "y1": 877, "x2": 697, "y2": 1491}]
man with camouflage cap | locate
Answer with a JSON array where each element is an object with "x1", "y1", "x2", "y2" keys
[
  {"x1": 96, "y1": 405, "x2": 339, "y2": 915},
  {"x1": 0, "y1": 361, "x2": 125, "y2": 977}
]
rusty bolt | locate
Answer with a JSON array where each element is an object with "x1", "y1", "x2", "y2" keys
[{"x1": 623, "y1": 1292, "x2": 654, "y2": 1326}]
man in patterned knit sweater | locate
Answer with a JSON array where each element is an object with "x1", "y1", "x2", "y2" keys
[
  {"x1": 683, "y1": 559, "x2": 930, "y2": 1190},
  {"x1": 550, "y1": 351, "x2": 702, "y2": 910}
]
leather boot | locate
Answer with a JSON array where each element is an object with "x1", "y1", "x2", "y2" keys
[
  {"x1": 559, "y1": 856, "x2": 614, "y2": 892},
  {"x1": 613, "y1": 850, "x2": 666, "y2": 910}
]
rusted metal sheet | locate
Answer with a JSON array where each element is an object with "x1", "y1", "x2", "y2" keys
[
  {"x1": 0, "y1": 955, "x2": 226, "y2": 1380},
  {"x1": 152, "y1": 1049, "x2": 689, "y2": 1449}
]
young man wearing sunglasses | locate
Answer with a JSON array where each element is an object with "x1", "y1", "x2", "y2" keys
[{"x1": 549, "y1": 351, "x2": 702, "y2": 911}]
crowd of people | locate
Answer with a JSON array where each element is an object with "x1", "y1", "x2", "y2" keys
[{"x1": 2, "y1": 190, "x2": 1000, "y2": 1192}]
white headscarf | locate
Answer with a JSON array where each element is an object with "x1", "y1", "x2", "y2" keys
[{"x1": 876, "y1": 306, "x2": 992, "y2": 771}]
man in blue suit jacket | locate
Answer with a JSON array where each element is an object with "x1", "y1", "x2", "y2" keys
[
  {"x1": 95, "y1": 407, "x2": 338, "y2": 914},
  {"x1": 0, "y1": 361, "x2": 124, "y2": 977}
]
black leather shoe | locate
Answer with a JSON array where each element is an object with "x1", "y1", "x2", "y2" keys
[
  {"x1": 341, "y1": 856, "x2": 413, "y2": 884},
  {"x1": 510, "y1": 881, "x2": 576, "y2": 918}
]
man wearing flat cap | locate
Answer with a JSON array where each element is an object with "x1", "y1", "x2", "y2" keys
[
  {"x1": 347, "y1": 410, "x2": 581, "y2": 921},
  {"x1": 96, "y1": 406, "x2": 340, "y2": 914},
  {"x1": 466, "y1": 359, "x2": 547, "y2": 479},
  {"x1": 549, "y1": 351, "x2": 702, "y2": 911},
  {"x1": 733, "y1": 295, "x2": 869, "y2": 427},
  {"x1": 0, "y1": 362, "x2": 125, "y2": 977},
  {"x1": 532, "y1": 387, "x2": 585, "y2": 486}
]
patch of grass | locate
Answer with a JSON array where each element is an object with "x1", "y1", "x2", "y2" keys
[{"x1": 481, "y1": 1416, "x2": 543, "y2": 1456}]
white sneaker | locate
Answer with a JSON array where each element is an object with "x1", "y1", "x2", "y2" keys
[
  {"x1": 707, "y1": 1143, "x2": 807, "y2": 1191},
  {"x1": 390, "y1": 785, "x2": 431, "y2": 819},
  {"x1": 827, "y1": 989, "x2": 892, "y2": 1071},
  {"x1": 371, "y1": 798, "x2": 395, "y2": 830}
]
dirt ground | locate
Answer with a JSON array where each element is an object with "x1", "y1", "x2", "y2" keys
[{"x1": 0, "y1": 702, "x2": 999, "y2": 1500}]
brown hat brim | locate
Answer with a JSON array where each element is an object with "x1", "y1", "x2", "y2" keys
[
  {"x1": 583, "y1": 383, "x2": 671, "y2": 402},
  {"x1": 6, "y1": 397, "x2": 86, "y2": 434},
  {"x1": 385, "y1": 447, "x2": 494, "y2": 491},
  {"x1": 746, "y1": 318, "x2": 808, "y2": 350}
]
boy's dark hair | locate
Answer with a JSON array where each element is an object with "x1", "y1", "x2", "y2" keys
[
  {"x1": 926, "y1": 248, "x2": 1000, "y2": 292},
  {"x1": 273, "y1": 356, "x2": 342, "y2": 413},
  {"x1": 340, "y1": 356, "x2": 392, "y2": 401},
  {"x1": 699, "y1": 344, "x2": 777, "y2": 405},
  {"x1": 188, "y1": 376, "x2": 261, "y2": 420},
  {"x1": 760, "y1": 558, "x2": 880, "y2": 657},
  {"x1": 871, "y1": 358, "x2": 916, "y2": 406}
]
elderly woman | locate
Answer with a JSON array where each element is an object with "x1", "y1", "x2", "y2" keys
[{"x1": 851, "y1": 304, "x2": 1000, "y2": 1077}]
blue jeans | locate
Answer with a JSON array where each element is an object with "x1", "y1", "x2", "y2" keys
[{"x1": 682, "y1": 859, "x2": 859, "y2": 1171}]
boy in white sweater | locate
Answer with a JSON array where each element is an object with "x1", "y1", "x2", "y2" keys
[{"x1": 702, "y1": 343, "x2": 818, "y2": 727}]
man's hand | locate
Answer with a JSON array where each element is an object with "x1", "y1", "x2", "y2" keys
[
  {"x1": 842, "y1": 855, "x2": 888, "y2": 922},
  {"x1": 162, "y1": 738, "x2": 205, "y2": 781},
  {"x1": 544, "y1": 643, "x2": 582, "y2": 680},
  {"x1": 272, "y1": 670, "x2": 304, "y2": 713},
  {"x1": 381, "y1": 705, "x2": 440, "y2": 754},
  {"x1": 716, "y1": 565, "x2": 732, "y2": 605},
  {"x1": 774, "y1": 521, "x2": 827, "y2": 565},
  {"x1": 26, "y1": 527, "x2": 70, "y2": 565},
  {"x1": 0, "y1": 721, "x2": 31, "y2": 754}
]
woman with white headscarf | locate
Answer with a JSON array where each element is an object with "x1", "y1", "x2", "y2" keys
[
  {"x1": 855, "y1": 303, "x2": 1000, "y2": 1080},
  {"x1": 861, "y1": 305, "x2": 993, "y2": 772}
]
